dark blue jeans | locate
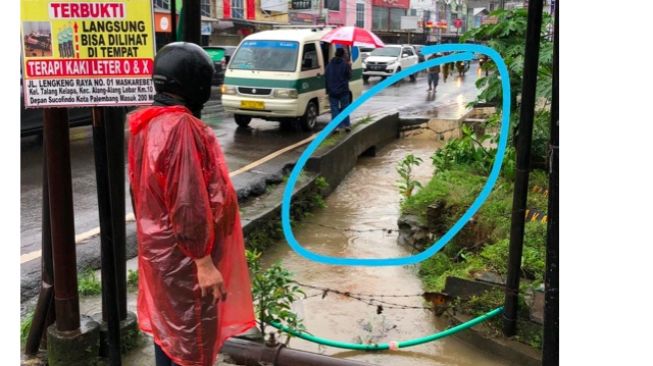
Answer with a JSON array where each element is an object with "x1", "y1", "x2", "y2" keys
[
  {"x1": 155, "y1": 343, "x2": 179, "y2": 366},
  {"x1": 329, "y1": 93, "x2": 351, "y2": 128},
  {"x1": 428, "y1": 73, "x2": 439, "y2": 89}
]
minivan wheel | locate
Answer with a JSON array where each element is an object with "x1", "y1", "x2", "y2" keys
[
  {"x1": 234, "y1": 114, "x2": 251, "y2": 127},
  {"x1": 363, "y1": 75, "x2": 369, "y2": 83},
  {"x1": 299, "y1": 101, "x2": 318, "y2": 131},
  {"x1": 409, "y1": 73, "x2": 416, "y2": 82}
]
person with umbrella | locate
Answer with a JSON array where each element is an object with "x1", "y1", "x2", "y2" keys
[
  {"x1": 325, "y1": 47, "x2": 352, "y2": 132},
  {"x1": 320, "y1": 26, "x2": 385, "y2": 133}
]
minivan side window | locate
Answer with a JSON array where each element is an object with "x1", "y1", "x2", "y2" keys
[
  {"x1": 402, "y1": 47, "x2": 414, "y2": 56},
  {"x1": 301, "y1": 43, "x2": 319, "y2": 71}
]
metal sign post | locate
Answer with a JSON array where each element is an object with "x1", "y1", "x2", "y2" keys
[
  {"x1": 43, "y1": 108, "x2": 80, "y2": 333},
  {"x1": 182, "y1": 0, "x2": 201, "y2": 45},
  {"x1": 502, "y1": 0, "x2": 545, "y2": 337},
  {"x1": 104, "y1": 107, "x2": 128, "y2": 321},
  {"x1": 542, "y1": 1, "x2": 559, "y2": 363},
  {"x1": 92, "y1": 107, "x2": 122, "y2": 366}
]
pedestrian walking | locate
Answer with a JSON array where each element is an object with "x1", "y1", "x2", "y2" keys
[
  {"x1": 448, "y1": 60, "x2": 456, "y2": 76},
  {"x1": 127, "y1": 42, "x2": 256, "y2": 366},
  {"x1": 442, "y1": 53, "x2": 450, "y2": 82},
  {"x1": 426, "y1": 53, "x2": 441, "y2": 93},
  {"x1": 325, "y1": 47, "x2": 352, "y2": 132},
  {"x1": 427, "y1": 53, "x2": 440, "y2": 93}
]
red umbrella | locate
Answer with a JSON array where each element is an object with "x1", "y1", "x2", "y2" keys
[{"x1": 321, "y1": 26, "x2": 385, "y2": 48}]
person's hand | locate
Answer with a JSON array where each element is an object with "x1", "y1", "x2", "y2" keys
[{"x1": 194, "y1": 255, "x2": 227, "y2": 302}]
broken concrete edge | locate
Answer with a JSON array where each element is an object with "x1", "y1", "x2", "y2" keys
[{"x1": 442, "y1": 312, "x2": 542, "y2": 366}]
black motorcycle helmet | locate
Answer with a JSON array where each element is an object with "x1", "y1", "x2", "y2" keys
[{"x1": 152, "y1": 42, "x2": 214, "y2": 113}]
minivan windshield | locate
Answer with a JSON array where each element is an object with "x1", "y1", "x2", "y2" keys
[
  {"x1": 369, "y1": 47, "x2": 401, "y2": 57},
  {"x1": 229, "y1": 40, "x2": 299, "y2": 72}
]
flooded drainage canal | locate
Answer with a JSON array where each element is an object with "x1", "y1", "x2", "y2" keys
[{"x1": 262, "y1": 129, "x2": 509, "y2": 366}]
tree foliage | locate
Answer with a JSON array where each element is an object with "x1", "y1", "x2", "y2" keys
[{"x1": 462, "y1": 8, "x2": 553, "y2": 110}]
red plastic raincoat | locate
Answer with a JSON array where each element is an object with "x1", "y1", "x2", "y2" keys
[{"x1": 127, "y1": 105, "x2": 256, "y2": 366}]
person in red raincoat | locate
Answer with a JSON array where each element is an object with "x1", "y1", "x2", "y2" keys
[{"x1": 127, "y1": 42, "x2": 256, "y2": 366}]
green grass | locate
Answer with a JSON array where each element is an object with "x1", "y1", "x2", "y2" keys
[
  {"x1": 78, "y1": 268, "x2": 102, "y2": 296},
  {"x1": 21, "y1": 312, "x2": 34, "y2": 346},
  {"x1": 127, "y1": 269, "x2": 139, "y2": 291}
]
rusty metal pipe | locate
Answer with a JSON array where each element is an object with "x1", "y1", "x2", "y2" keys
[
  {"x1": 222, "y1": 338, "x2": 378, "y2": 366},
  {"x1": 43, "y1": 107, "x2": 80, "y2": 332}
]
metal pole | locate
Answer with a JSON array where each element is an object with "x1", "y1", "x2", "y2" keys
[
  {"x1": 502, "y1": 0, "x2": 544, "y2": 337},
  {"x1": 170, "y1": 0, "x2": 177, "y2": 43},
  {"x1": 43, "y1": 107, "x2": 80, "y2": 332},
  {"x1": 181, "y1": 0, "x2": 202, "y2": 118},
  {"x1": 25, "y1": 143, "x2": 56, "y2": 355},
  {"x1": 542, "y1": 1, "x2": 558, "y2": 363},
  {"x1": 92, "y1": 108, "x2": 122, "y2": 365},
  {"x1": 182, "y1": 0, "x2": 201, "y2": 45},
  {"x1": 104, "y1": 107, "x2": 127, "y2": 320}
]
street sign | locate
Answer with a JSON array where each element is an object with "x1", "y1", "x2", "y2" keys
[{"x1": 21, "y1": 0, "x2": 156, "y2": 108}]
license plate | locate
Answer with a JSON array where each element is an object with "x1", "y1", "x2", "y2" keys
[
  {"x1": 372, "y1": 65, "x2": 385, "y2": 71},
  {"x1": 240, "y1": 100, "x2": 265, "y2": 110}
]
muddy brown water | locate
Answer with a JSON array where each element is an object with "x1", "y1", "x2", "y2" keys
[{"x1": 261, "y1": 130, "x2": 511, "y2": 366}]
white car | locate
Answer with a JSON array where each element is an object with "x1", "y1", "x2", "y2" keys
[
  {"x1": 362, "y1": 45, "x2": 419, "y2": 83},
  {"x1": 359, "y1": 46, "x2": 375, "y2": 63}
]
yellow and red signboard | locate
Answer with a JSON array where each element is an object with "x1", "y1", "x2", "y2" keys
[{"x1": 21, "y1": 0, "x2": 156, "y2": 107}]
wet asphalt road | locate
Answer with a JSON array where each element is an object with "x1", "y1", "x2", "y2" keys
[{"x1": 20, "y1": 64, "x2": 482, "y2": 257}]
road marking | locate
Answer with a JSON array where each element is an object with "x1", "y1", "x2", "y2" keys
[{"x1": 228, "y1": 134, "x2": 317, "y2": 177}]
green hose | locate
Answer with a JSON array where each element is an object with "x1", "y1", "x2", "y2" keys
[{"x1": 270, "y1": 306, "x2": 503, "y2": 351}]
